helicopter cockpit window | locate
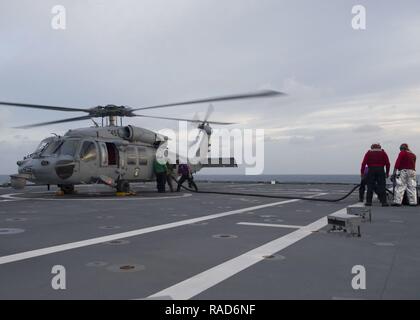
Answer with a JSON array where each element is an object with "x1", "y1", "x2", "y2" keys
[
  {"x1": 40, "y1": 141, "x2": 62, "y2": 157},
  {"x1": 80, "y1": 141, "x2": 97, "y2": 162},
  {"x1": 35, "y1": 140, "x2": 50, "y2": 154},
  {"x1": 58, "y1": 140, "x2": 80, "y2": 157}
]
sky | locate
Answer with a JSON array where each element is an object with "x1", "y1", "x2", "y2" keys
[{"x1": 1, "y1": 0, "x2": 420, "y2": 175}]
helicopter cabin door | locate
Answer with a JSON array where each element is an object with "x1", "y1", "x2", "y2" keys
[
  {"x1": 78, "y1": 140, "x2": 99, "y2": 183},
  {"x1": 125, "y1": 145, "x2": 151, "y2": 181},
  {"x1": 98, "y1": 141, "x2": 120, "y2": 181},
  {"x1": 138, "y1": 146, "x2": 153, "y2": 180},
  {"x1": 125, "y1": 146, "x2": 138, "y2": 181}
]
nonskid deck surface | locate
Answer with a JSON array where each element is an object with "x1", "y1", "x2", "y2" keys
[{"x1": 0, "y1": 183, "x2": 419, "y2": 300}]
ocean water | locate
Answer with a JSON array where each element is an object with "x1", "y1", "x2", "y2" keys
[{"x1": 0, "y1": 175, "x2": 10, "y2": 184}]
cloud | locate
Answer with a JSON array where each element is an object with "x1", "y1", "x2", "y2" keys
[
  {"x1": 352, "y1": 124, "x2": 384, "y2": 133},
  {"x1": 1, "y1": 0, "x2": 420, "y2": 174},
  {"x1": 288, "y1": 136, "x2": 316, "y2": 145}
]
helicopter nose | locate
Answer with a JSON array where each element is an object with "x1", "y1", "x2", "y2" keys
[{"x1": 18, "y1": 162, "x2": 33, "y2": 175}]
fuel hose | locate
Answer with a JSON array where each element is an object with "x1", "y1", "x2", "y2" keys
[{"x1": 168, "y1": 176, "x2": 382, "y2": 203}]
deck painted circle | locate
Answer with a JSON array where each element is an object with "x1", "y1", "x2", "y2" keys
[
  {"x1": 106, "y1": 264, "x2": 145, "y2": 273},
  {"x1": 0, "y1": 228, "x2": 25, "y2": 235}
]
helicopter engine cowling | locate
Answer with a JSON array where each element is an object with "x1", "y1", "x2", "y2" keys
[{"x1": 118, "y1": 125, "x2": 165, "y2": 144}]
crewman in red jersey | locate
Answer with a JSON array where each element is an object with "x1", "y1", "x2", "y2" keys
[
  {"x1": 392, "y1": 144, "x2": 417, "y2": 206},
  {"x1": 360, "y1": 143, "x2": 390, "y2": 207}
]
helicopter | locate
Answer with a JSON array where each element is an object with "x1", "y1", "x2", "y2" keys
[{"x1": 0, "y1": 90, "x2": 284, "y2": 194}]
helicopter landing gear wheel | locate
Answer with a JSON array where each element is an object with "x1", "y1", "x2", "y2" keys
[
  {"x1": 58, "y1": 184, "x2": 75, "y2": 195},
  {"x1": 116, "y1": 180, "x2": 130, "y2": 193}
]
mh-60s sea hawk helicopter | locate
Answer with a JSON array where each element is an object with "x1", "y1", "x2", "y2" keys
[{"x1": 0, "y1": 90, "x2": 283, "y2": 194}]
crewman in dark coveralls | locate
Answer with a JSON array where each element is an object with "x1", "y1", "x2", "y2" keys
[
  {"x1": 360, "y1": 143, "x2": 390, "y2": 207},
  {"x1": 359, "y1": 165, "x2": 379, "y2": 202},
  {"x1": 176, "y1": 163, "x2": 198, "y2": 192},
  {"x1": 165, "y1": 161, "x2": 175, "y2": 193}
]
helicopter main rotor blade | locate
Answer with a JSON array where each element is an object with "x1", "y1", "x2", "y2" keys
[
  {"x1": 15, "y1": 116, "x2": 93, "y2": 129},
  {"x1": 134, "y1": 114, "x2": 235, "y2": 125},
  {"x1": 0, "y1": 101, "x2": 89, "y2": 113},
  {"x1": 132, "y1": 89, "x2": 285, "y2": 111}
]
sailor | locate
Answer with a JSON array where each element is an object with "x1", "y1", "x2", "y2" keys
[
  {"x1": 153, "y1": 159, "x2": 167, "y2": 193},
  {"x1": 165, "y1": 161, "x2": 175, "y2": 193},
  {"x1": 360, "y1": 143, "x2": 390, "y2": 207},
  {"x1": 176, "y1": 163, "x2": 198, "y2": 192},
  {"x1": 392, "y1": 144, "x2": 417, "y2": 207},
  {"x1": 359, "y1": 166, "x2": 380, "y2": 202}
]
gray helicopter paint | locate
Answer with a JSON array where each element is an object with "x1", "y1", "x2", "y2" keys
[{"x1": 11, "y1": 124, "x2": 225, "y2": 190}]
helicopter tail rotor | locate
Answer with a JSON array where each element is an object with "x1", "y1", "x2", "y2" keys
[{"x1": 188, "y1": 104, "x2": 217, "y2": 148}]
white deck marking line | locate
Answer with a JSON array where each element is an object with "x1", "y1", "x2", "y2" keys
[
  {"x1": 147, "y1": 205, "x2": 349, "y2": 300},
  {"x1": 0, "y1": 192, "x2": 192, "y2": 201},
  {"x1": 0, "y1": 195, "x2": 326, "y2": 265},
  {"x1": 237, "y1": 222, "x2": 303, "y2": 229}
]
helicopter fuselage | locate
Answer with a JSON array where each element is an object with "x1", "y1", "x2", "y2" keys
[{"x1": 12, "y1": 126, "x2": 173, "y2": 190}]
